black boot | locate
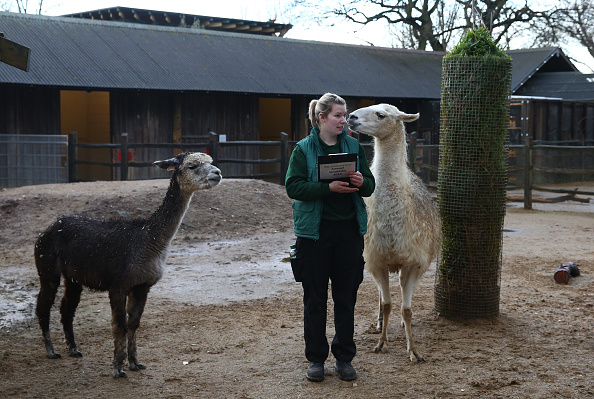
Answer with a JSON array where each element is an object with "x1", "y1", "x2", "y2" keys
[
  {"x1": 306, "y1": 362, "x2": 325, "y2": 382},
  {"x1": 335, "y1": 360, "x2": 357, "y2": 381}
]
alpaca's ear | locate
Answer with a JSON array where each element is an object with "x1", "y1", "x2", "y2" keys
[{"x1": 154, "y1": 157, "x2": 179, "y2": 171}]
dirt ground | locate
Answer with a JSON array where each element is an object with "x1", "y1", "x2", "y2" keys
[{"x1": 0, "y1": 178, "x2": 593, "y2": 399}]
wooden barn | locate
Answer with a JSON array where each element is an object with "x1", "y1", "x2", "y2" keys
[{"x1": 1, "y1": 8, "x2": 593, "y2": 186}]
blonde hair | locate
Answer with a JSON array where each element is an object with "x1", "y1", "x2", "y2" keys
[{"x1": 308, "y1": 93, "x2": 347, "y2": 127}]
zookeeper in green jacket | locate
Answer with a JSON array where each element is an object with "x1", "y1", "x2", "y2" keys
[{"x1": 285, "y1": 92, "x2": 375, "y2": 383}]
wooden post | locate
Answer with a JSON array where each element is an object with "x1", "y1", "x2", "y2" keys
[
  {"x1": 523, "y1": 136, "x2": 533, "y2": 210},
  {"x1": 208, "y1": 131, "x2": 219, "y2": 165},
  {"x1": 173, "y1": 95, "x2": 182, "y2": 155},
  {"x1": 120, "y1": 133, "x2": 128, "y2": 181},
  {"x1": 68, "y1": 131, "x2": 78, "y2": 183},
  {"x1": 408, "y1": 133, "x2": 417, "y2": 172},
  {"x1": 280, "y1": 132, "x2": 288, "y2": 186}
]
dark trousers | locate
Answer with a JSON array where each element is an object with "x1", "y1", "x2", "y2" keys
[{"x1": 295, "y1": 221, "x2": 364, "y2": 364}]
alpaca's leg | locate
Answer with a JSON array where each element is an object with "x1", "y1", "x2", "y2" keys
[
  {"x1": 126, "y1": 285, "x2": 149, "y2": 371},
  {"x1": 369, "y1": 266, "x2": 391, "y2": 353},
  {"x1": 35, "y1": 267, "x2": 61, "y2": 359},
  {"x1": 60, "y1": 277, "x2": 83, "y2": 357},
  {"x1": 109, "y1": 290, "x2": 129, "y2": 378},
  {"x1": 399, "y1": 267, "x2": 424, "y2": 362}
]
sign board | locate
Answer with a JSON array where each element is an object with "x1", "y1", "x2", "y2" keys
[
  {"x1": 318, "y1": 153, "x2": 357, "y2": 183},
  {"x1": 0, "y1": 36, "x2": 30, "y2": 72}
]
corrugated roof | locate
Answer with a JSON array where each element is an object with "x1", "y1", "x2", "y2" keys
[
  {"x1": 514, "y1": 71, "x2": 594, "y2": 101},
  {"x1": 62, "y1": 7, "x2": 293, "y2": 37},
  {"x1": 507, "y1": 47, "x2": 578, "y2": 92},
  {"x1": 0, "y1": 12, "x2": 584, "y2": 100},
  {"x1": 0, "y1": 12, "x2": 444, "y2": 98}
]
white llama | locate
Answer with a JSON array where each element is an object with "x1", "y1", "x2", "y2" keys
[{"x1": 348, "y1": 104, "x2": 441, "y2": 362}]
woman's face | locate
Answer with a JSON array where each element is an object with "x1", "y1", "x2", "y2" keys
[{"x1": 319, "y1": 103, "x2": 347, "y2": 137}]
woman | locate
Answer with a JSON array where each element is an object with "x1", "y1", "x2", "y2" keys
[{"x1": 285, "y1": 93, "x2": 375, "y2": 382}]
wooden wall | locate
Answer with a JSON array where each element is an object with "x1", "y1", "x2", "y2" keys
[
  {"x1": 109, "y1": 91, "x2": 260, "y2": 179},
  {"x1": 0, "y1": 87, "x2": 60, "y2": 135}
]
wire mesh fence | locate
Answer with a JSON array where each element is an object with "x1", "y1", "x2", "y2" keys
[
  {"x1": 435, "y1": 56, "x2": 512, "y2": 318},
  {"x1": 0, "y1": 134, "x2": 68, "y2": 189}
]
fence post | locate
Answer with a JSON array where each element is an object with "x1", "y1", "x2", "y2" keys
[
  {"x1": 408, "y1": 133, "x2": 417, "y2": 172},
  {"x1": 523, "y1": 136, "x2": 533, "y2": 209},
  {"x1": 68, "y1": 131, "x2": 78, "y2": 183},
  {"x1": 209, "y1": 131, "x2": 219, "y2": 165},
  {"x1": 280, "y1": 132, "x2": 288, "y2": 186},
  {"x1": 120, "y1": 133, "x2": 128, "y2": 181}
]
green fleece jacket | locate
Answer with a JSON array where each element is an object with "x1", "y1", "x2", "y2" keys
[{"x1": 285, "y1": 126, "x2": 375, "y2": 239}]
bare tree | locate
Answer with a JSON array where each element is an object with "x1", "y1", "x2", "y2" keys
[
  {"x1": 1, "y1": 0, "x2": 45, "y2": 14},
  {"x1": 532, "y1": 0, "x2": 594, "y2": 60},
  {"x1": 457, "y1": 0, "x2": 544, "y2": 45},
  {"x1": 290, "y1": 0, "x2": 548, "y2": 51}
]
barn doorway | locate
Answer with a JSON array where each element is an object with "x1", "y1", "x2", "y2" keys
[
  {"x1": 258, "y1": 97, "x2": 291, "y2": 180},
  {"x1": 60, "y1": 90, "x2": 111, "y2": 180}
]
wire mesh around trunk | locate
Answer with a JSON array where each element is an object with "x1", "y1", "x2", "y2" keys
[{"x1": 435, "y1": 56, "x2": 512, "y2": 318}]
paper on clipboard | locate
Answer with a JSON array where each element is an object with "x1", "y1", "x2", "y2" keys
[{"x1": 318, "y1": 153, "x2": 357, "y2": 182}]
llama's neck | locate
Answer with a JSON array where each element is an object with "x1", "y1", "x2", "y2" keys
[
  {"x1": 372, "y1": 129, "x2": 410, "y2": 186},
  {"x1": 145, "y1": 179, "x2": 193, "y2": 251}
]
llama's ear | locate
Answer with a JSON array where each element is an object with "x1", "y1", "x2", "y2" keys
[
  {"x1": 154, "y1": 157, "x2": 179, "y2": 171},
  {"x1": 401, "y1": 113, "x2": 420, "y2": 122}
]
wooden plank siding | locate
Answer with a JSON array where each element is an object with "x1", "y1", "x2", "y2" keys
[
  {"x1": 109, "y1": 91, "x2": 260, "y2": 179},
  {"x1": 181, "y1": 93, "x2": 259, "y2": 179},
  {"x1": 110, "y1": 91, "x2": 175, "y2": 179},
  {"x1": 0, "y1": 87, "x2": 60, "y2": 136}
]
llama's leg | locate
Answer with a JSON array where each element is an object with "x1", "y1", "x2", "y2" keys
[
  {"x1": 109, "y1": 290, "x2": 129, "y2": 378},
  {"x1": 399, "y1": 267, "x2": 424, "y2": 362},
  {"x1": 126, "y1": 285, "x2": 149, "y2": 371},
  {"x1": 376, "y1": 294, "x2": 383, "y2": 331},
  {"x1": 60, "y1": 277, "x2": 84, "y2": 357},
  {"x1": 369, "y1": 266, "x2": 391, "y2": 353},
  {"x1": 35, "y1": 268, "x2": 62, "y2": 359}
]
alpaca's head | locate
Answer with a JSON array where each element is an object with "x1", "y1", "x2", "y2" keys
[
  {"x1": 154, "y1": 152, "x2": 222, "y2": 191},
  {"x1": 348, "y1": 104, "x2": 419, "y2": 141}
]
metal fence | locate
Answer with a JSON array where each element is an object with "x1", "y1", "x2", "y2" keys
[
  {"x1": 0, "y1": 134, "x2": 68, "y2": 189},
  {"x1": 68, "y1": 132, "x2": 291, "y2": 184},
  {"x1": 2, "y1": 133, "x2": 593, "y2": 203}
]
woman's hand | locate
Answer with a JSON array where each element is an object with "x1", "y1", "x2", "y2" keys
[
  {"x1": 329, "y1": 179, "x2": 359, "y2": 193},
  {"x1": 347, "y1": 171, "x2": 364, "y2": 188}
]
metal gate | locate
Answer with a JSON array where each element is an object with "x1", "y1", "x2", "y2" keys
[{"x1": 0, "y1": 135, "x2": 68, "y2": 189}]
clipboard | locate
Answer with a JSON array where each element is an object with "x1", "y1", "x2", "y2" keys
[{"x1": 318, "y1": 153, "x2": 357, "y2": 183}]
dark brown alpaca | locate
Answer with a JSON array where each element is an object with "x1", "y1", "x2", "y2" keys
[{"x1": 34, "y1": 152, "x2": 221, "y2": 378}]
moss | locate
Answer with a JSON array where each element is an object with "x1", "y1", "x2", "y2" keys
[{"x1": 446, "y1": 27, "x2": 510, "y2": 59}]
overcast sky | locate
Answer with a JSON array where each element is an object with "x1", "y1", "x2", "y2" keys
[{"x1": 18, "y1": 0, "x2": 594, "y2": 72}]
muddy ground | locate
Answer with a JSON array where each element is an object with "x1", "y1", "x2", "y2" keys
[{"x1": 0, "y1": 178, "x2": 593, "y2": 398}]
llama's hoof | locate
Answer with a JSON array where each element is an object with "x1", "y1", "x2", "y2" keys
[
  {"x1": 113, "y1": 369, "x2": 128, "y2": 378},
  {"x1": 69, "y1": 349, "x2": 83, "y2": 358},
  {"x1": 373, "y1": 343, "x2": 388, "y2": 353},
  {"x1": 129, "y1": 362, "x2": 146, "y2": 371},
  {"x1": 46, "y1": 352, "x2": 61, "y2": 359},
  {"x1": 409, "y1": 352, "x2": 425, "y2": 362}
]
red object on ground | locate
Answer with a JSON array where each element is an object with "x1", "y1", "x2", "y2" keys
[
  {"x1": 554, "y1": 262, "x2": 580, "y2": 284},
  {"x1": 554, "y1": 267, "x2": 570, "y2": 284}
]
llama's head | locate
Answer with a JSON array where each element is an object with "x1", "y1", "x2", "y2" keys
[
  {"x1": 154, "y1": 152, "x2": 222, "y2": 191},
  {"x1": 348, "y1": 104, "x2": 419, "y2": 141}
]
